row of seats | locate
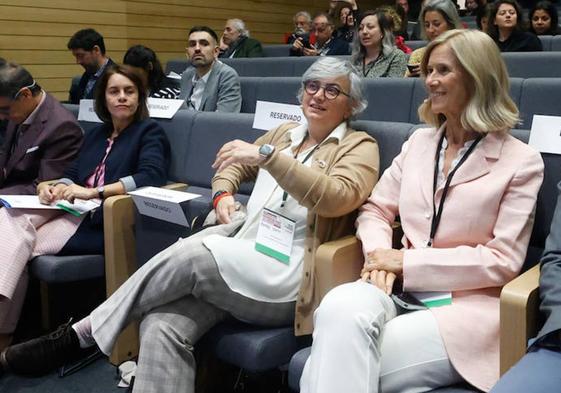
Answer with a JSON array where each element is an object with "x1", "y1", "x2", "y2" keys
[
  {"x1": 166, "y1": 52, "x2": 561, "y2": 79},
  {"x1": 30, "y1": 106, "x2": 560, "y2": 392},
  {"x1": 59, "y1": 108, "x2": 560, "y2": 392},
  {"x1": 238, "y1": 76, "x2": 561, "y2": 129},
  {"x1": 264, "y1": 34, "x2": 561, "y2": 57}
]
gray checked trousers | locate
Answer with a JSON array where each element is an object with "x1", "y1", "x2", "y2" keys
[{"x1": 88, "y1": 221, "x2": 296, "y2": 393}]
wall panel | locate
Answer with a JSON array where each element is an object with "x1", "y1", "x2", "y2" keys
[{"x1": 0, "y1": 0, "x2": 382, "y2": 101}]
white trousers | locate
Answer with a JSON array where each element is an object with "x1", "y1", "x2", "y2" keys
[{"x1": 300, "y1": 282, "x2": 463, "y2": 393}]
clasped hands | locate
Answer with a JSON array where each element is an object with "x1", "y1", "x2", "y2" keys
[
  {"x1": 38, "y1": 183, "x2": 98, "y2": 205},
  {"x1": 360, "y1": 249, "x2": 404, "y2": 295}
]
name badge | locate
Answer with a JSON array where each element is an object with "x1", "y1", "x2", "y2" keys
[
  {"x1": 410, "y1": 291, "x2": 452, "y2": 308},
  {"x1": 255, "y1": 208, "x2": 295, "y2": 265}
]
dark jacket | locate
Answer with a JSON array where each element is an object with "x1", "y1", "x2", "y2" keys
[
  {"x1": 537, "y1": 186, "x2": 561, "y2": 345},
  {"x1": 496, "y1": 30, "x2": 543, "y2": 52},
  {"x1": 290, "y1": 36, "x2": 351, "y2": 57},
  {"x1": 0, "y1": 93, "x2": 83, "y2": 195},
  {"x1": 58, "y1": 118, "x2": 170, "y2": 255},
  {"x1": 69, "y1": 58, "x2": 115, "y2": 104},
  {"x1": 219, "y1": 36, "x2": 264, "y2": 58}
]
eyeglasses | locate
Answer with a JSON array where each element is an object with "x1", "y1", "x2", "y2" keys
[
  {"x1": 0, "y1": 81, "x2": 36, "y2": 115},
  {"x1": 303, "y1": 80, "x2": 350, "y2": 100}
]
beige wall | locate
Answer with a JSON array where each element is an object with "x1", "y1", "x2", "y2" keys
[{"x1": 0, "y1": 0, "x2": 383, "y2": 101}]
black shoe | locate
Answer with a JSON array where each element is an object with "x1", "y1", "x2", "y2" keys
[{"x1": 0, "y1": 319, "x2": 85, "y2": 376}]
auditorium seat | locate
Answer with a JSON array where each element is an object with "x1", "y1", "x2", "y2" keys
[
  {"x1": 405, "y1": 40, "x2": 427, "y2": 50},
  {"x1": 518, "y1": 78, "x2": 561, "y2": 128},
  {"x1": 503, "y1": 52, "x2": 561, "y2": 77},
  {"x1": 538, "y1": 35, "x2": 553, "y2": 51},
  {"x1": 263, "y1": 44, "x2": 292, "y2": 57},
  {"x1": 240, "y1": 77, "x2": 301, "y2": 113}
]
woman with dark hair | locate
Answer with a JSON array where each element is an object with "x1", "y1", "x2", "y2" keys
[
  {"x1": 123, "y1": 45, "x2": 180, "y2": 99},
  {"x1": 477, "y1": 3, "x2": 492, "y2": 32},
  {"x1": 351, "y1": 9, "x2": 409, "y2": 78},
  {"x1": 0, "y1": 64, "x2": 169, "y2": 339},
  {"x1": 488, "y1": 0, "x2": 542, "y2": 51},
  {"x1": 529, "y1": 1, "x2": 560, "y2": 36},
  {"x1": 334, "y1": 4, "x2": 358, "y2": 42}
]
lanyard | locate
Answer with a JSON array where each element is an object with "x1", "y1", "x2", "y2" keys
[
  {"x1": 427, "y1": 131, "x2": 484, "y2": 247},
  {"x1": 281, "y1": 135, "x2": 319, "y2": 208}
]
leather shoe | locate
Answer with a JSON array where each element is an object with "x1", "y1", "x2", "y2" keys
[{"x1": 0, "y1": 319, "x2": 84, "y2": 376}]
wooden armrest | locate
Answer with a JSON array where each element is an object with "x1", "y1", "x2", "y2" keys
[
  {"x1": 102, "y1": 182, "x2": 186, "y2": 364},
  {"x1": 500, "y1": 264, "x2": 540, "y2": 375},
  {"x1": 315, "y1": 235, "x2": 363, "y2": 301}
]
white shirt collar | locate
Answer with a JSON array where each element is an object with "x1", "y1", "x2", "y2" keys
[
  {"x1": 191, "y1": 61, "x2": 214, "y2": 84},
  {"x1": 288, "y1": 121, "x2": 347, "y2": 148}
]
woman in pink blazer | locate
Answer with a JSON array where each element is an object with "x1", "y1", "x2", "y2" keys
[{"x1": 300, "y1": 29, "x2": 544, "y2": 393}]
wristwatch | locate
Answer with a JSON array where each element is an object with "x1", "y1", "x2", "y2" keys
[
  {"x1": 97, "y1": 186, "x2": 105, "y2": 199},
  {"x1": 259, "y1": 144, "x2": 275, "y2": 159}
]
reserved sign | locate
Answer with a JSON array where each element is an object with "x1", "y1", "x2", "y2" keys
[
  {"x1": 252, "y1": 101, "x2": 307, "y2": 131},
  {"x1": 78, "y1": 98, "x2": 184, "y2": 121},
  {"x1": 129, "y1": 186, "x2": 201, "y2": 227},
  {"x1": 529, "y1": 115, "x2": 561, "y2": 155}
]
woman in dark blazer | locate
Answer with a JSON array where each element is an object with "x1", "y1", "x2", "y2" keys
[{"x1": 0, "y1": 64, "x2": 170, "y2": 342}]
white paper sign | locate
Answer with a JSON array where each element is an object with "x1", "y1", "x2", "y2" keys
[
  {"x1": 128, "y1": 187, "x2": 201, "y2": 227},
  {"x1": 252, "y1": 101, "x2": 307, "y2": 131},
  {"x1": 529, "y1": 115, "x2": 561, "y2": 155},
  {"x1": 147, "y1": 98, "x2": 184, "y2": 119},
  {"x1": 0, "y1": 195, "x2": 60, "y2": 209},
  {"x1": 78, "y1": 99, "x2": 103, "y2": 123}
]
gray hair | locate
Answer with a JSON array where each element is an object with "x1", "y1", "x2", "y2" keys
[
  {"x1": 0, "y1": 61, "x2": 41, "y2": 98},
  {"x1": 293, "y1": 11, "x2": 312, "y2": 24},
  {"x1": 420, "y1": 0, "x2": 462, "y2": 40},
  {"x1": 298, "y1": 57, "x2": 367, "y2": 117},
  {"x1": 227, "y1": 18, "x2": 250, "y2": 38}
]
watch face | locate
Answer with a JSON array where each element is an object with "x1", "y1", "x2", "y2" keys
[{"x1": 260, "y1": 144, "x2": 274, "y2": 156}]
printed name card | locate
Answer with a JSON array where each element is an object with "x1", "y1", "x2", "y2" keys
[
  {"x1": 78, "y1": 98, "x2": 183, "y2": 121},
  {"x1": 252, "y1": 101, "x2": 307, "y2": 131},
  {"x1": 529, "y1": 115, "x2": 561, "y2": 155},
  {"x1": 128, "y1": 187, "x2": 201, "y2": 227},
  {"x1": 147, "y1": 98, "x2": 184, "y2": 119},
  {"x1": 78, "y1": 99, "x2": 103, "y2": 123}
]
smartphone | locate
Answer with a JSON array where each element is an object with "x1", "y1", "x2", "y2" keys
[
  {"x1": 391, "y1": 291, "x2": 427, "y2": 311},
  {"x1": 407, "y1": 63, "x2": 419, "y2": 73}
]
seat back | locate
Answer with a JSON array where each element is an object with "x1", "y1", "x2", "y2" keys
[
  {"x1": 263, "y1": 44, "x2": 292, "y2": 57},
  {"x1": 518, "y1": 78, "x2": 561, "y2": 129},
  {"x1": 405, "y1": 40, "x2": 427, "y2": 50},
  {"x1": 538, "y1": 35, "x2": 553, "y2": 51},
  {"x1": 240, "y1": 77, "x2": 301, "y2": 113},
  {"x1": 350, "y1": 120, "x2": 413, "y2": 174},
  {"x1": 551, "y1": 35, "x2": 561, "y2": 51},
  {"x1": 509, "y1": 129, "x2": 561, "y2": 270},
  {"x1": 358, "y1": 78, "x2": 416, "y2": 122},
  {"x1": 503, "y1": 52, "x2": 561, "y2": 77}
]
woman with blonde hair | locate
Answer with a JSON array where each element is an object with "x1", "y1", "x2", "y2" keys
[
  {"x1": 300, "y1": 29, "x2": 544, "y2": 393},
  {"x1": 406, "y1": 0, "x2": 462, "y2": 77}
]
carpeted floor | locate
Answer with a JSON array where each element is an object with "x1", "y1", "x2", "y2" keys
[{"x1": 0, "y1": 356, "x2": 123, "y2": 393}]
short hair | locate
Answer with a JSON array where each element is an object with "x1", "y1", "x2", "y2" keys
[
  {"x1": 123, "y1": 45, "x2": 166, "y2": 93},
  {"x1": 293, "y1": 11, "x2": 312, "y2": 24},
  {"x1": 94, "y1": 64, "x2": 149, "y2": 124},
  {"x1": 419, "y1": 0, "x2": 462, "y2": 40},
  {"x1": 298, "y1": 57, "x2": 367, "y2": 117},
  {"x1": 351, "y1": 10, "x2": 396, "y2": 64},
  {"x1": 529, "y1": 1, "x2": 560, "y2": 35},
  {"x1": 487, "y1": 0, "x2": 524, "y2": 40},
  {"x1": 67, "y1": 28, "x2": 106, "y2": 54},
  {"x1": 227, "y1": 18, "x2": 250, "y2": 38},
  {"x1": 313, "y1": 12, "x2": 335, "y2": 27},
  {"x1": 0, "y1": 61, "x2": 42, "y2": 98},
  {"x1": 188, "y1": 26, "x2": 219, "y2": 44},
  {"x1": 418, "y1": 29, "x2": 518, "y2": 132}
]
